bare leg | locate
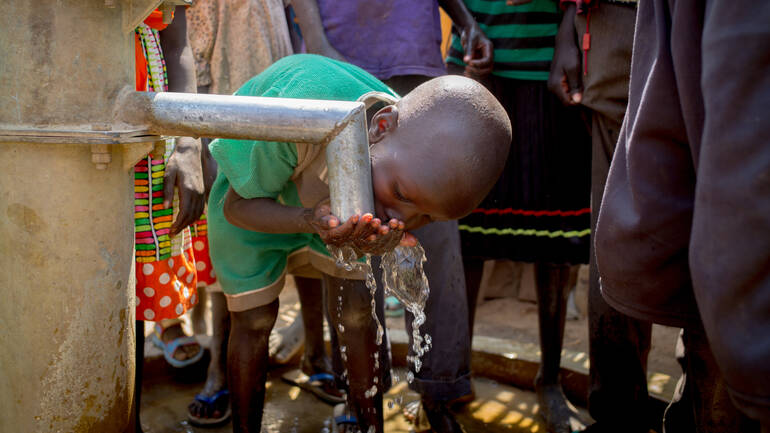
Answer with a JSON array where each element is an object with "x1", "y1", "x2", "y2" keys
[
  {"x1": 534, "y1": 262, "x2": 584, "y2": 433},
  {"x1": 228, "y1": 300, "x2": 279, "y2": 433},
  {"x1": 191, "y1": 284, "x2": 208, "y2": 335},
  {"x1": 188, "y1": 290, "x2": 231, "y2": 421},
  {"x1": 295, "y1": 276, "x2": 333, "y2": 375},
  {"x1": 130, "y1": 320, "x2": 145, "y2": 433},
  {"x1": 323, "y1": 274, "x2": 383, "y2": 433}
]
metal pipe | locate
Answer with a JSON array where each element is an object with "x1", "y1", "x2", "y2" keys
[
  {"x1": 124, "y1": 91, "x2": 365, "y2": 144},
  {"x1": 327, "y1": 111, "x2": 375, "y2": 221},
  {"x1": 123, "y1": 90, "x2": 376, "y2": 219}
]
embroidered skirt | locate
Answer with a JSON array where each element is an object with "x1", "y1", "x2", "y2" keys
[{"x1": 459, "y1": 78, "x2": 591, "y2": 265}]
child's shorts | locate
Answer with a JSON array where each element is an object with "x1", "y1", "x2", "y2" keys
[{"x1": 208, "y1": 227, "x2": 366, "y2": 312}]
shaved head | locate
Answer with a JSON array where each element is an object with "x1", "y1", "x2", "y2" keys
[{"x1": 369, "y1": 75, "x2": 511, "y2": 229}]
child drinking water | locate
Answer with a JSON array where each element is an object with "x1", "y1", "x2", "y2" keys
[{"x1": 206, "y1": 53, "x2": 511, "y2": 433}]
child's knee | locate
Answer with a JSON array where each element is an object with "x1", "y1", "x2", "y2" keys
[{"x1": 230, "y1": 300, "x2": 279, "y2": 335}]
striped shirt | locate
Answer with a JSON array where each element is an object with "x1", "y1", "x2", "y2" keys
[{"x1": 446, "y1": 0, "x2": 560, "y2": 81}]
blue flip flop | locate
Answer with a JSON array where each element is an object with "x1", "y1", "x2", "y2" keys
[
  {"x1": 150, "y1": 323, "x2": 204, "y2": 368},
  {"x1": 332, "y1": 403, "x2": 359, "y2": 433},
  {"x1": 188, "y1": 389, "x2": 231, "y2": 426},
  {"x1": 281, "y1": 370, "x2": 346, "y2": 405}
]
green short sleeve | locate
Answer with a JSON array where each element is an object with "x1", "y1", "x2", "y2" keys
[{"x1": 209, "y1": 138, "x2": 297, "y2": 200}]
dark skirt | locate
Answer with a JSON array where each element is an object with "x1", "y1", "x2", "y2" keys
[{"x1": 459, "y1": 76, "x2": 591, "y2": 264}]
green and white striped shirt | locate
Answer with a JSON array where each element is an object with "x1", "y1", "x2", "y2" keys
[{"x1": 446, "y1": 0, "x2": 560, "y2": 81}]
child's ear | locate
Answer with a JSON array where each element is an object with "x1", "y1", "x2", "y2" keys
[{"x1": 368, "y1": 105, "x2": 398, "y2": 144}]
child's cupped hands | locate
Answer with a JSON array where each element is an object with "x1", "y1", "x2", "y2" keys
[{"x1": 308, "y1": 199, "x2": 413, "y2": 256}]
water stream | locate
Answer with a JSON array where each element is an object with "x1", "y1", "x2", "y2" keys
[
  {"x1": 329, "y1": 242, "x2": 432, "y2": 384},
  {"x1": 379, "y1": 243, "x2": 432, "y2": 375}
]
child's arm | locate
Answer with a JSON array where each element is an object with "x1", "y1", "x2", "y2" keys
[
  {"x1": 292, "y1": 0, "x2": 346, "y2": 61},
  {"x1": 439, "y1": 0, "x2": 494, "y2": 77},
  {"x1": 224, "y1": 187, "x2": 408, "y2": 254},
  {"x1": 548, "y1": 2, "x2": 583, "y2": 105}
]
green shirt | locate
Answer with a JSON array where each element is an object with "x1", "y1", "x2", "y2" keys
[
  {"x1": 207, "y1": 54, "x2": 396, "y2": 300},
  {"x1": 446, "y1": 0, "x2": 560, "y2": 81}
]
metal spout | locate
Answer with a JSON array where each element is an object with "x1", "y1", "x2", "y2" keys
[
  {"x1": 121, "y1": 90, "x2": 375, "y2": 219},
  {"x1": 326, "y1": 110, "x2": 374, "y2": 221}
]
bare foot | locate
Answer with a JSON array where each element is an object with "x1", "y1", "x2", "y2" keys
[
  {"x1": 268, "y1": 315, "x2": 305, "y2": 365},
  {"x1": 535, "y1": 382, "x2": 585, "y2": 433},
  {"x1": 161, "y1": 323, "x2": 201, "y2": 362}
]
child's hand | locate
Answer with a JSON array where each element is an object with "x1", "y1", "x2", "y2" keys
[
  {"x1": 308, "y1": 199, "x2": 381, "y2": 247},
  {"x1": 308, "y1": 199, "x2": 407, "y2": 255},
  {"x1": 354, "y1": 218, "x2": 407, "y2": 256},
  {"x1": 461, "y1": 23, "x2": 494, "y2": 78},
  {"x1": 400, "y1": 231, "x2": 418, "y2": 248},
  {"x1": 547, "y1": 3, "x2": 582, "y2": 106},
  {"x1": 164, "y1": 136, "x2": 205, "y2": 236}
]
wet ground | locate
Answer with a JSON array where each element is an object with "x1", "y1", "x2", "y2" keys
[
  {"x1": 142, "y1": 365, "x2": 581, "y2": 433},
  {"x1": 141, "y1": 273, "x2": 680, "y2": 432}
]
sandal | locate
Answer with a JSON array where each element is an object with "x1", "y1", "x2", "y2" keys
[
  {"x1": 403, "y1": 400, "x2": 432, "y2": 433},
  {"x1": 150, "y1": 323, "x2": 204, "y2": 368},
  {"x1": 331, "y1": 403, "x2": 360, "y2": 433},
  {"x1": 187, "y1": 389, "x2": 231, "y2": 426},
  {"x1": 282, "y1": 369, "x2": 346, "y2": 405}
]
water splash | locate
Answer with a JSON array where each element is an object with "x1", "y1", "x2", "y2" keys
[
  {"x1": 328, "y1": 245, "x2": 384, "y2": 346},
  {"x1": 330, "y1": 245, "x2": 359, "y2": 271},
  {"x1": 328, "y1": 242, "x2": 432, "y2": 379},
  {"x1": 380, "y1": 243, "x2": 432, "y2": 373},
  {"x1": 365, "y1": 256, "x2": 384, "y2": 346},
  {"x1": 364, "y1": 384, "x2": 378, "y2": 398}
]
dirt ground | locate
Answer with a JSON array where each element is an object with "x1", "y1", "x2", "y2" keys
[
  {"x1": 143, "y1": 261, "x2": 684, "y2": 432},
  {"x1": 385, "y1": 262, "x2": 682, "y2": 383}
]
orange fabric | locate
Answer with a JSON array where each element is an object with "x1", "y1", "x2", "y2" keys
[
  {"x1": 135, "y1": 9, "x2": 172, "y2": 91},
  {"x1": 192, "y1": 236, "x2": 217, "y2": 286},
  {"x1": 136, "y1": 247, "x2": 198, "y2": 321},
  {"x1": 144, "y1": 9, "x2": 171, "y2": 31},
  {"x1": 135, "y1": 32, "x2": 148, "y2": 91}
]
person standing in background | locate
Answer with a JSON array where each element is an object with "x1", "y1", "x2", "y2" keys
[
  {"x1": 594, "y1": 0, "x2": 769, "y2": 431},
  {"x1": 548, "y1": 2, "x2": 665, "y2": 433},
  {"x1": 132, "y1": 5, "x2": 207, "y2": 432},
  {"x1": 447, "y1": 1, "x2": 592, "y2": 432}
]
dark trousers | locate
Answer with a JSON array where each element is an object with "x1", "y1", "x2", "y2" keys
[
  {"x1": 588, "y1": 109, "x2": 655, "y2": 431},
  {"x1": 404, "y1": 221, "x2": 472, "y2": 401},
  {"x1": 575, "y1": 5, "x2": 654, "y2": 430},
  {"x1": 664, "y1": 327, "x2": 759, "y2": 433}
]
